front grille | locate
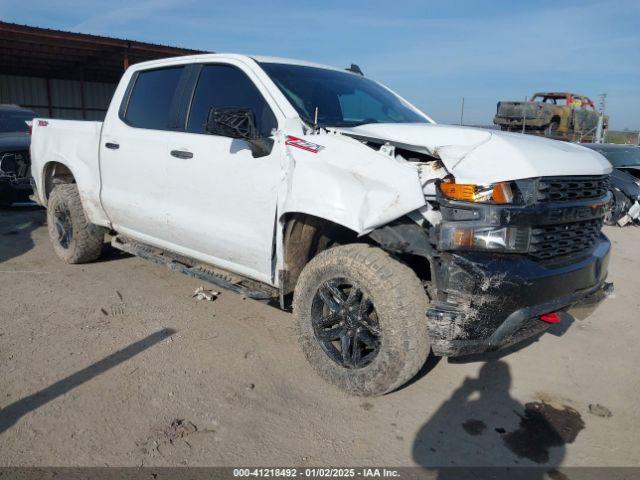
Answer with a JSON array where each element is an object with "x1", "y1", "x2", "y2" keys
[
  {"x1": 529, "y1": 218, "x2": 603, "y2": 260},
  {"x1": 537, "y1": 175, "x2": 609, "y2": 202}
]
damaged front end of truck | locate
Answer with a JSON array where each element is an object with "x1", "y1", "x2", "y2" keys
[
  {"x1": 425, "y1": 177, "x2": 613, "y2": 356},
  {"x1": 281, "y1": 124, "x2": 615, "y2": 358}
]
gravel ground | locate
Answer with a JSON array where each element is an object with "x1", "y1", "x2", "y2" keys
[{"x1": 1, "y1": 205, "x2": 639, "y2": 468}]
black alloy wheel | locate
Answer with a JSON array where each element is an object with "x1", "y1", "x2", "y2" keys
[{"x1": 311, "y1": 279, "x2": 381, "y2": 369}]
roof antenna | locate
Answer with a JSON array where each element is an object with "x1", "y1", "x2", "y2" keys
[
  {"x1": 346, "y1": 64, "x2": 364, "y2": 76},
  {"x1": 314, "y1": 106, "x2": 319, "y2": 132}
]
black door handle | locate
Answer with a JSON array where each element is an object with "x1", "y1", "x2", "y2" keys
[
  {"x1": 105, "y1": 142, "x2": 120, "y2": 150},
  {"x1": 170, "y1": 150, "x2": 193, "y2": 159}
]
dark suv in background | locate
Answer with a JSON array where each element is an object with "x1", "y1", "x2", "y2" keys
[{"x1": 0, "y1": 105, "x2": 36, "y2": 206}]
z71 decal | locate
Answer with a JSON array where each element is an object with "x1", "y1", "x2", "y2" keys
[{"x1": 285, "y1": 135, "x2": 325, "y2": 153}]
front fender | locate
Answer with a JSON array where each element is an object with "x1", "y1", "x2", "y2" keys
[{"x1": 277, "y1": 131, "x2": 426, "y2": 235}]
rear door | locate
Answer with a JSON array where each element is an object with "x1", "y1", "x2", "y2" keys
[{"x1": 100, "y1": 65, "x2": 189, "y2": 244}]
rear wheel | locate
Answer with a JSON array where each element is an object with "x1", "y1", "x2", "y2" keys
[
  {"x1": 293, "y1": 244, "x2": 430, "y2": 396},
  {"x1": 47, "y1": 184, "x2": 106, "y2": 263}
]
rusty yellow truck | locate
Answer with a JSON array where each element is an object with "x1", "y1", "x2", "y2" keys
[{"x1": 494, "y1": 92, "x2": 607, "y2": 142}]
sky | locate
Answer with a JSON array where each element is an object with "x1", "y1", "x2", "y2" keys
[{"x1": 2, "y1": 0, "x2": 639, "y2": 129}]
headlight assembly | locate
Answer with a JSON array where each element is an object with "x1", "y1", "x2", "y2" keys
[{"x1": 439, "y1": 225, "x2": 531, "y2": 253}]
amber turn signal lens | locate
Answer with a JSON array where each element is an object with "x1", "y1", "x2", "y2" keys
[
  {"x1": 439, "y1": 182, "x2": 477, "y2": 201},
  {"x1": 440, "y1": 180, "x2": 514, "y2": 204},
  {"x1": 491, "y1": 182, "x2": 514, "y2": 204},
  {"x1": 451, "y1": 227, "x2": 474, "y2": 247}
]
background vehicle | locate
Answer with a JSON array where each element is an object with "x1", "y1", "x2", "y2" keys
[
  {"x1": 0, "y1": 105, "x2": 35, "y2": 206},
  {"x1": 30, "y1": 55, "x2": 613, "y2": 396},
  {"x1": 494, "y1": 92, "x2": 606, "y2": 142},
  {"x1": 585, "y1": 143, "x2": 640, "y2": 225}
]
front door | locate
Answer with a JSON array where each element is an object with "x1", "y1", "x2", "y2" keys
[{"x1": 161, "y1": 63, "x2": 282, "y2": 284}]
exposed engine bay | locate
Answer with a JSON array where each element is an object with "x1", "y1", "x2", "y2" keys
[
  {"x1": 0, "y1": 150, "x2": 33, "y2": 205},
  {"x1": 0, "y1": 150, "x2": 31, "y2": 182}
]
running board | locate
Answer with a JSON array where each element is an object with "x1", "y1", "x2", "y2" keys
[{"x1": 111, "y1": 236, "x2": 275, "y2": 300}]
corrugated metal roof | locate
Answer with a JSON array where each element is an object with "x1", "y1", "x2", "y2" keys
[
  {"x1": 0, "y1": 21, "x2": 209, "y2": 82},
  {"x1": 1, "y1": 21, "x2": 206, "y2": 54}
]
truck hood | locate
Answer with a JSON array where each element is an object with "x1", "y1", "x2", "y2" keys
[{"x1": 339, "y1": 123, "x2": 612, "y2": 184}]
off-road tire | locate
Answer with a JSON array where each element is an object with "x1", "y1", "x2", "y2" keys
[
  {"x1": 47, "y1": 184, "x2": 105, "y2": 263},
  {"x1": 293, "y1": 243, "x2": 430, "y2": 396}
]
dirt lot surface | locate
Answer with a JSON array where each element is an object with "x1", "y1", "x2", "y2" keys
[{"x1": 1, "y1": 205, "x2": 639, "y2": 468}]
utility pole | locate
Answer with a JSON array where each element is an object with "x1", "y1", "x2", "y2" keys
[
  {"x1": 459, "y1": 97, "x2": 465, "y2": 126},
  {"x1": 521, "y1": 96, "x2": 528, "y2": 134},
  {"x1": 595, "y1": 93, "x2": 607, "y2": 143}
]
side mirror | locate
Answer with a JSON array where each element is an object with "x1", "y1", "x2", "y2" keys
[
  {"x1": 205, "y1": 106, "x2": 273, "y2": 158},
  {"x1": 205, "y1": 107, "x2": 258, "y2": 140}
]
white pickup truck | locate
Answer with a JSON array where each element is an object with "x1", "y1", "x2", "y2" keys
[{"x1": 31, "y1": 54, "x2": 613, "y2": 396}]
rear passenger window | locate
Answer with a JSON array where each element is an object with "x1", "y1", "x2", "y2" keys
[
  {"x1": 187, "y1": 65, "x2": 277, "y2": 136},
  {"x1": 124, "y1": 67, "x2": 184, "y2": 129}
]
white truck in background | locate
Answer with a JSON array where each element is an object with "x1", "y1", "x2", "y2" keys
[{"x1": 31, "y1": 54, "x2": 613, "y2": 396}]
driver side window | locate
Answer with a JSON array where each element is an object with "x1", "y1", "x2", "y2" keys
[{"x1": 187, "y1": 64, "x2": 277, "y2": 136}]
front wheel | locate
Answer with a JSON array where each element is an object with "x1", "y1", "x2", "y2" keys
[{"x1": 293, "y1": 244, "x2": 430, "y2": 396}]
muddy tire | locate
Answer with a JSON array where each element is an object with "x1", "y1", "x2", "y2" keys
[
  {"x1": 47, "y1": 184, "x2": 105, "y2": 263},
  {"x1": 293, "y1": 243, "x2": 430, "y2": 396}
]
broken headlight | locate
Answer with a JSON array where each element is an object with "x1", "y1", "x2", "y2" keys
[
  {"x1": 439, "y1": 225, "x2": 531, "y2": 253},
  {"x1": 439, "y1": 179, "x2": 515, "y2": 204}
]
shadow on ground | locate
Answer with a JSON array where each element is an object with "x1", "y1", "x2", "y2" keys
[
  {"x1": 412, "y1": 360, "x2": 586, "y2": 479},
  {"x1": 0, "y1": 328, "x2": 175, "y2": 435},
  {"x1": 97, "y1": 242, "x2": 134, "y2": 263},
  {"x1": 0, "y1": 205, "x2": 132, "y2": 265},
  {"x1": 0, "y1": 204, "x2": 45, "y2": 264}
]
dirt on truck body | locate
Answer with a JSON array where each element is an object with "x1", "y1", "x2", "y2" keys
[{"x1": 494, "y1": 92, "x2": 607, "y2": 142}]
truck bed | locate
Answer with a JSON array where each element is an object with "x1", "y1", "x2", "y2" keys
[{"x1": 30, "y1": 119, "x2": 106, "y2": 224}]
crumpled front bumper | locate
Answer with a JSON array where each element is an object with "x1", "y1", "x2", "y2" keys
[{"x1": 426, "y1": 234, "x2": 612, "y2": 357}]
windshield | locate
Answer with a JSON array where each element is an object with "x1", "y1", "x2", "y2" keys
[
  {"x1": 0, "y1": 109, "x2": 34, "y2": 134},
  {"x1": 260, "y1": 63, "x2": 429, "y2": 127},
  {"x1": 592, "y1": 147, "x2": 640, "y2": 167}
]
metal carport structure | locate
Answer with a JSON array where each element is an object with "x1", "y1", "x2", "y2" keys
[{"x1": 0, "y1": 21, "x2": 206, "y2": 119}]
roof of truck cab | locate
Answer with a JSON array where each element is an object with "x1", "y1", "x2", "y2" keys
[
  {"x1": 128, "y1": 53, "x2": 350, "y2": 74},
  {"x1": 532, "y1": 92, "x2": 589, "y2": 98}
]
